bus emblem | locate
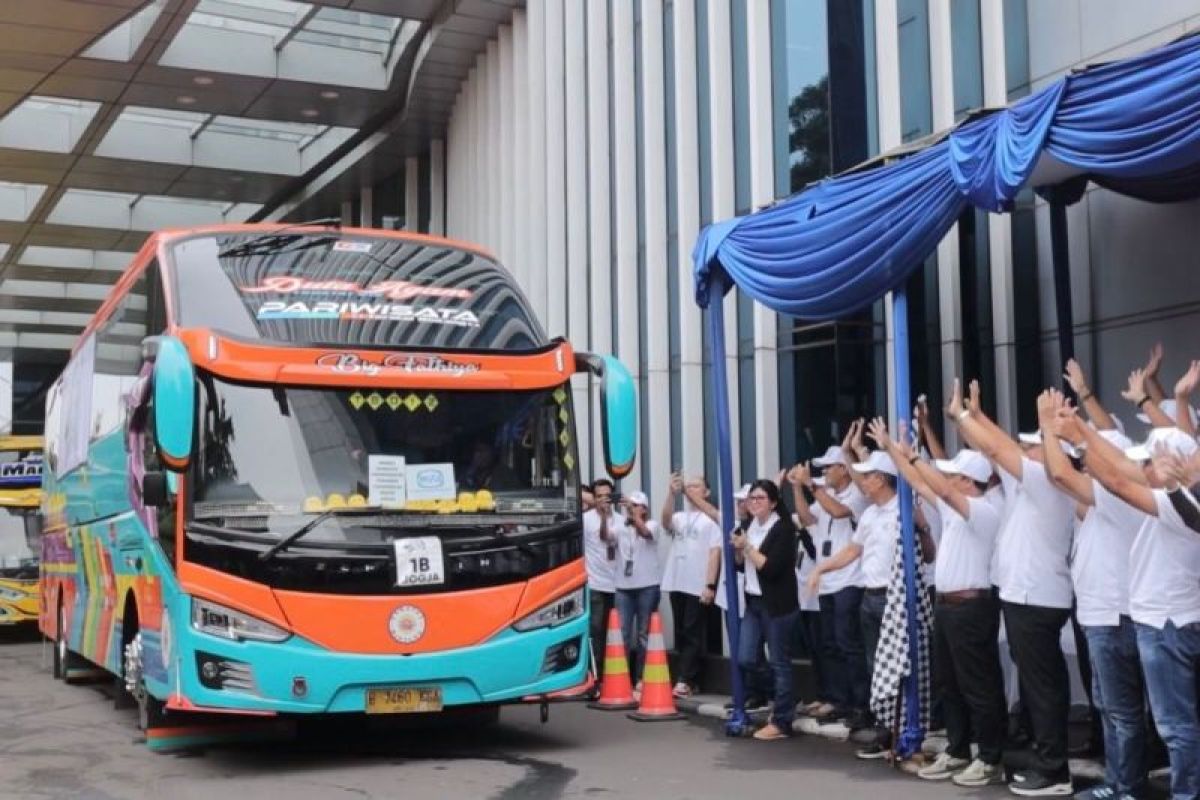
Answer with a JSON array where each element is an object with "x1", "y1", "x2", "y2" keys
[
  {"x1": 388, "y1": 605, "x2": 426, "y2": 645},
  {"x1": 316, "y1": 352, "x2": 481, "y2": 377}
]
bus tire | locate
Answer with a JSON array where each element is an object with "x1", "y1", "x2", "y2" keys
[
  {"x1": 123, "y1": 628, "x2": 166, "y2": 731},
  {"x1": 113, "y1": 599, "x2": 138, "y2": 710},
  {"x1": 53, "y1": 597, "x2": 84, "y2": 681}
]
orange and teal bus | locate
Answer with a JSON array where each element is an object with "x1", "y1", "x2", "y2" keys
[
  {"x1": 40, "y1": 223, "x2": 635, "y2": 745},
  {"x1": 0, "y1": 435, "x2": 43, "y2": 626}
]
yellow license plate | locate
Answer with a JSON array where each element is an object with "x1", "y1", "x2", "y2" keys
[{"x1": 365, "y1": 687, "x2": 443, "y2": 714}]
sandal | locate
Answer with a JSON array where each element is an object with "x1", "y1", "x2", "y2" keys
[{"x1": 752, "y1": 723, "x2": 789, "y2": 741}]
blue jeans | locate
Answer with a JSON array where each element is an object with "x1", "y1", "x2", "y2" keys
[
  {"x1": 615, "y1": 585, "x2": 660, "y2": 683},
  {"x1": 1083, "y1": 619, "x2": 1148, "y2": 796},
  {"x1": 818, "y1": 586, "x2": 869, "y2": 712},
  {"x1": 738, "y1": 594, "x2": 798, "y2": 729},
  {"x1": 1136, "y1": 621, "x2": 1200, "y2": 800}
]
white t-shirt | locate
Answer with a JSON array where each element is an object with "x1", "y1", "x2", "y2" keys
[
  {"x1": 1073, "y1": 481, "x2": 1144, "y2": 626},
  {"x1": 660, "y1": 509, "x2": 722, "y2": 597},
  {"x1": 985, "y1": 482, "x2": 1008, "y2": 586},
  {"x1": 794, "y1": 516, "x2": 820, "y2": 612},
  {"x1": 742, "y1": 513, "x2": 777, "y2": 597},
  {"x1": 853, "y1": 495, "x2": 900, "y2": 589},
  {"x1": 1128, "y1": 489, "x2": 1200, "y2": 629},
  {"x1": 919, "y1": 496, "x2": 943, "y2": 587},
  {"x1": 812, "y1": 483, "x2": 869, "y2": 595},
  {"x1": 582, "y1": 508, "x2": 620, "y2": 593},
  {"x1": 995, "y1": 458, "x2": 1075, "y2": 609},
  {"x1": 933, "y1": 496, "x2": 1001, "y2": 593},
  {"x1": 614, "y1": 519, "x2": 662, "y2": 590}
]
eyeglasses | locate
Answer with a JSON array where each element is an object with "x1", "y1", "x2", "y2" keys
[{"x1": 747, "y1": 493, "x2": 770, "y2": 501}]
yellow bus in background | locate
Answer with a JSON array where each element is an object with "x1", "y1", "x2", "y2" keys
[{"x1": 0, "y1": 436, "x2": 43, "y2": 626}]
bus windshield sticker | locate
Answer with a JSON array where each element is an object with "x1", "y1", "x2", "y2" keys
[
  {"x1": 255, "y1": 301, "x2": 480, "y2": 328},
  {"x1": 405, "y1": 464, "x2": 457, "y2": 502},
  {"x1": 240, "y1": 277, "x2": 473, "y2": 302},
  {"x1": 332, "y1": 240, "x2": 373, "y2": 253},
  {"x1": 315, "y1": 352, "x2": 481, "y2": 377},
  {"x1": 393, "y1": 536, "x2": 445, "y2": 588},
  {"x1": 368, "y1": 455, "x2": 407, "y2": 508}
]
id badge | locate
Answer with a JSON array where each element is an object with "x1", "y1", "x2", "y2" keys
[
  {"x1": 822, "y1": 539, "x2": 833, "y2": 558},
  {"x1": 624, "y1": 559, "x2": 634, "y2": 577}
]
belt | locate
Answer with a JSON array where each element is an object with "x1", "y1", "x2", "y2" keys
[
  {"x1": 864, "y1": 587, "x2": 887, "y2": 596},
  {"x1": 936, "y1": 589, "x2": 990, "y2": 605}
]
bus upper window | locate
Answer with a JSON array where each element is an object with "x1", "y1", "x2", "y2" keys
[{"x1": 169, "y1": 233, "x2": 550, "y2": 352}]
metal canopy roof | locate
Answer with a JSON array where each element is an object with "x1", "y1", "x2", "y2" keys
[{"x1": 0, "y1": 0, "x2": 511, "y2": 354}]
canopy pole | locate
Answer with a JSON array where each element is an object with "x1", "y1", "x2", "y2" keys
[
  {"x1": 891, "y1": 287, "x2": 923, "y2": 757},
  {"x1": 1049, "y1": 198, "x2": 1075, "y2": 397},
  {"x1": 706, "y1": 270, "x2": 751, "y2": 736}
]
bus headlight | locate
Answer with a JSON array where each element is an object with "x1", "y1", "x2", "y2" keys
[
  {"x1": 513, "y1": 587, "x2": 585, "y2": 632},
  {"x1": 191, "y1": 598, "x2": 290, "y2": 643}
]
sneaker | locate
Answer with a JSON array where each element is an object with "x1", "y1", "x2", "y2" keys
[
  {"x1": 1010, "y1": 770, "x2": 1072, "y2": 797},
  {"x1": 723, "y1": 696, "x2": 770, "y2": 713},
  {"x1": 1072, "y1": 788, "x2": 1132, "y2": 800},
  {"x1": 855, "y1": 743, "x2": 890, "y2": 760},
  {"x1": 952, "y1": 758, "x2": 1004, "y2": 787},
  {"x1": 917, "y1": 752, "x2": 970, "y2": 781},
  {"x1": 671, "y1": 682, "x2": 693, "y2": 698}
]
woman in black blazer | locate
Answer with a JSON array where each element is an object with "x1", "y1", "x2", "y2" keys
[{"x1": 731, "y1": 478, "x2": 800, "y2": 740}]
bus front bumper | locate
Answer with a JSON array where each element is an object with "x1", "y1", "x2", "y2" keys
[{"x1": 159, "y1": 615, "x2": 590, "y2": 715}]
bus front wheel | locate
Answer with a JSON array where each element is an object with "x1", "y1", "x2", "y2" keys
[{"x1": 123, "y1": 630, "x2": 166, "y2": 731}]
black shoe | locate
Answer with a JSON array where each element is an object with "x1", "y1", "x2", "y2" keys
[
  {"x1": 1009, "y1": 770, "x2": 1072, "y2": 797},
  {"x1": 843, "y1": 710, "x2": 873, "y2": 731},
  {"x1": 855, "y1": 743, "x2": 889, "y2": 760}
]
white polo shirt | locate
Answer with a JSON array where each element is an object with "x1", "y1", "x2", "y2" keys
[
  {"x1": 995, "y1": 458, "x2": 1075, "y2": 609},
  {"x1": 812, "y1": 483, "x2": 869, "y2": 595},
  {"x1": 933, "y1": 496, "x2": 1001, "y2": 593},
  {"x1": 985, "y1": 482, "x2": 1007, "y2": 586},
  {"x1": 660, "y1": 509, "x2": 722, "y2": 597},
  {"x1": 1128, "y1": 489, "x2": 1200, "y2": 629},
  {"x1": 614, "y1": 520, "x2": 661, "y2": 590},
  {"x1": 582, "y1": 508, "x2": 620, "y2": 593},
  {"x1": 1073, "y1": 482, "x2": 1144, "y2": 627},
  {"x1": 852, "y1": 495, "x2": 899, "y2": 589},
  {"x1": 919, "y1": 496, "x2": 943, "y2": 587}
]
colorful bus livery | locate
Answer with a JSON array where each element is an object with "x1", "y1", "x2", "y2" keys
[
  {"x1": 40, "y1": 224, "x2": 636, "y2": 742},
  {"x1": 0, "y1": 436, "x2": 44, "y2": 627}
]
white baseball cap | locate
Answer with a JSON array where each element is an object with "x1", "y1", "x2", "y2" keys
[
  {"x1": 933, "y1": 449, "x2": 993, "y2": 483},
  {"x1": 851, "y1": 450, "x2": 898, "y2": 477},
  {"x1": 733, "y1": 483, "x2": 751, "y2": 500},
  {"x1": 812, "y1": 446, "x2": 845, "y2": 467},
  {"x1": 627, "y1": 490, "x2": 649, "y2": 507},
  {"x1": 1136, "y1": 399, "x2": 1198, "y2": 427},
  {"x1": 1125, "y1": 426, "x2": 1199, "y2": 462},
  {"x1": 1018, "y1": 431, "x2": 1079, "y2": 458}
]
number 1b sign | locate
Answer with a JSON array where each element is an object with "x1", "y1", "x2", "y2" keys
[{"x1": 393, "y1": 536, "x2": 445, "y2": 587}]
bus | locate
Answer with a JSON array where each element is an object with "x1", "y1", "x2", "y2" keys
[
  {"x1": 0, "y1": 436, "x2": 43, "y2": 627},
  {"x1": 40, "y1": 224, "x2": 635, "y2": 745}
]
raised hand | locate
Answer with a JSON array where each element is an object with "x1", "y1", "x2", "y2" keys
[
  {"x1": 1052, "y1": 404, "x2": 1084, "y2": 445},
  {"x1": 866, "y1": 416, "x2": 891, "y2": 449},
  {"x1": 1121, "y1": 368, "x2": 1148, "y2": 403},
  {"x1": 775, "y1": 467, "x2": 788, "y2": 487},
  {"x1": 668, "y1": 471, "x2": 684, "y2": 494},
  {"x1": 1063, "y1": 359, "x2": 1090, "y2": 396},
  {"x1": 967, "y1": 379, "x2": 983, "y2": 414},
  {"x1": 1173, "y1": 359, "x2": 1200, "y2": 400},
  {"x1": 945, "y1": 378, "x2": 964, "y2": 420},
  {"x1": 1145, "y1": 342, "x2": 1165, "y2": 379},
  {"x1": 787, "y1": 462, "x2": 810, "y2": 486}
]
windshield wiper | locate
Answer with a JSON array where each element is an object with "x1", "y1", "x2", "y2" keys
[
  {"x1": 256, "y1": 508, "x2": 381, "y2": 562},
  {"x1": 216, "y1": 218, "x2": 341, "y2": 259},
  {"x1": 219, "y1": 233, "x2": 339, "y2": 261}
]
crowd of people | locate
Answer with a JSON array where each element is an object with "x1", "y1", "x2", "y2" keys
[{"x1": 581, "y1": 345, "x2": 1200, "y2": 800}]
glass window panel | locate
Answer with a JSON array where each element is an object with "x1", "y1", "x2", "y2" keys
[{"x1": 950, "y1": 0, "x2": 984, "y2": 117}]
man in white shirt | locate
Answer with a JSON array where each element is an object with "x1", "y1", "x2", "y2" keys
[
  {"x1": 1039, "y1": 387, "x2": 1150, "y2": 800},
  {"x1": 952, "y1": 379, "x2": 1076, "y2": 797},
  {"x1": 875, "y1": 422, "x2": 1007, "y2": 787},
  {"x1": 791, "y1": 446, "x2": 870, "y2": 725},
  {"x1": 583, "y1": 479, "x2": 620, "y2": 677},
  {"x1": 614, "y1": 491, "x2": 662, "y2": 687},
  {"x1": 659, "y1": 473, "x2": 723, "y2": 697},
  {"x1": 1062, "y1": 411, "x2": 1200, "y2": 800}
]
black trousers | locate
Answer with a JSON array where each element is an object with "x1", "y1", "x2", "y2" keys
[
  {"x1": 1003, "y1": 601, "x2": 1072, "y2": 778},
  {"x1": 936, "y1": 595, "x2": 1007, "y2": 765},
  {"x1": 589, "y1": 589, "x2": 615, "y2": 676},
  {"x1": 670, "y1": 591, "x2": 706, "y2": 688}
]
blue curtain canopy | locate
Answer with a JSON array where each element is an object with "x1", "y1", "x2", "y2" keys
[{"x1": 694, "y1": 34, "x2": 1200, "y2": 318}]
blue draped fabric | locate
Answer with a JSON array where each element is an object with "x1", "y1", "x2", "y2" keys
[{"x1": 693, "y1": 33, "x2": 1200, "y2": 318}]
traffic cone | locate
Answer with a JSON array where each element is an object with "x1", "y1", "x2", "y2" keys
[
  {"x1": 587, "y1": 609, "x2": 638, "y2": 711},
  {"x1": 627, "y1": 611, "x2": 685, "y2": 721}
]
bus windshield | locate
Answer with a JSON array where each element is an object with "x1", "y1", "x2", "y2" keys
[
  {"x1": 192, "y1": 373, "x2": 580, "y2": 539},
  {"x1": 170, "y1": 232, "x2": 549, "y2": 352},
  {"x1": 0, "y1": 508, "x2": 37, "y2": 578}
]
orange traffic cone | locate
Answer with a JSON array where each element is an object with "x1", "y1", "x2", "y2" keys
[
  {"x1": 628, "y1": 611, "x2": 685, "y2": 721},
  {"x1": 588, "y1": 609, "x2": 638, "y2": 711}
]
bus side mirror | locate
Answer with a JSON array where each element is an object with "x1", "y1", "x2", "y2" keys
[
  {"x1": 576, "y1": 353, "x2": 637, "y2": 480},
  {"x1": 146, "y1": 336, "x2": 195, "y2": 472},
  {"x1": 142, "y1": 471, "x2": 169, "y2": 507}
]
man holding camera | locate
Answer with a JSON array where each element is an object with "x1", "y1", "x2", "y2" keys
[{"x1": 584, "y1": 479, "x2": 622, "y2": 678}]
